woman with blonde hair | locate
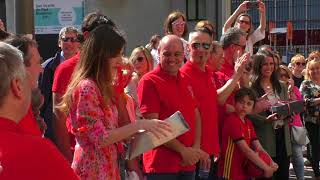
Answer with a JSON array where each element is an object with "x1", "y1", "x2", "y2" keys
[
  {"x1": 59, "y1": 23, "x2": 171, "y2": 179},
  {"x1": 125, "y1": 46, "x2": 154, "y2": 119},
  {"x1": 300, "y1": 60, "x2": 320, "y2": 179},
  {"x1": 290, "y1": 54, "x2": 306, "y2": 87}
]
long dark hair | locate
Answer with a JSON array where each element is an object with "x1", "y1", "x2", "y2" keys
[
  {"x1": 60, "y1": 24, "x2": 126, "y2": 114},
  {"x1": 251, "y1": 50, "x2": 281, "y2": 96}
]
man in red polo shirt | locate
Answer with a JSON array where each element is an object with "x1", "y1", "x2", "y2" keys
[
  {"x1": 5, "y1": 36, "x2": 44, "y2": 137},
  {"x1": 138, "y1": 35, "x2": 208, "y2": 180},
  {"x1": 181, "y1": 29, "x2": 249, "y2": 180},
  {"x1": 220, "y1": 27, "x2": 247, "y2": 78},
  {"x1": 51, "y1": 12, "x2": 119, "y2": 162},
  {"x1": 0, "y1": 42, "x2": 78, "y2": 180}
]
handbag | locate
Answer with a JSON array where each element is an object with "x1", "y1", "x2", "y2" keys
[{"x1": 291, "y1": 125, "x2": 310, "y2": 145}]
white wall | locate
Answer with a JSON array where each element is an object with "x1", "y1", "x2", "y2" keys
[
  {"x1": 84, "y1": 0, "x2": 223, "y2": 55},
  {"x1": 84, "y1": 0, "x2": 172, "y2": 55}
]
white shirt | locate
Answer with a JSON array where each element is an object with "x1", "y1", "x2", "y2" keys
[{"x1": 246, "y1": 27, "x2": 265, "y2": 55}]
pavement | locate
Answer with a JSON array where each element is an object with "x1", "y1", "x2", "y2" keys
[{"x1": 289, "y1": 159, "x2": 315, "y2": 180}]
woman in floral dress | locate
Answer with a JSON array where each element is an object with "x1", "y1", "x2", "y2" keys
[{"x1": 59, "y1": 23, "x2": 171, "y2": 180}]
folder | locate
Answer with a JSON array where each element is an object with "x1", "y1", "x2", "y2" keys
[{"x1": 126, "y1": 111, "x2": 190, "y2": 160}]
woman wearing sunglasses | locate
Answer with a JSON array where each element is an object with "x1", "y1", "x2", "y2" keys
[
  {"x1": 125, "y1": 46, "x2": 154, "y2": 119},
  {"x1": 290, "y1": 54, "x2": 306, "y2": 88},
  {"x1": 223, "y1": 0, "x2": 266, "y2": 56},
  {"x1": 163, "y1": 11, "x2": 189, "y2": 61}
]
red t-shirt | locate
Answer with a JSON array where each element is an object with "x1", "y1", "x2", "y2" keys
[
  {"x1": 180, "y1": 61, "x2": 219, "y2": 156},
  {"x1": 0, "y1": 117, "x2": 78, "y2": 180},
  {"x1": 138, "y1": 65, "x2": 197, "y2": 173},
  {"x1": 18, "y1": 105, "x2": 42, "y2": 136},
  {"x1": 218, "y1": 113, "x2": 258, "y2": 180},
  {"x1": 52, "y1": 53, "x2": 80, "y2": 94}
]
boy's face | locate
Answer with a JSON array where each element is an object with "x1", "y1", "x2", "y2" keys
[{"x1": 235, "y1": 95, "x2": 255, "y2": 117}]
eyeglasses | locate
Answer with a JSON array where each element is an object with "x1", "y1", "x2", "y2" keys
[
  {"x1": 232, "y1": 43, "x2": 246, "y2": 50},
  {"x1": 238, "y1": 20, "x2": 250, "y2": 25},
  {"x1": 191, "y1": 42, "x2": 211, "y2": 50},
  {"x1": 135, "y1": 56, "x2": 144, "y2": 63},
  {"x1": 172, "y1": 21, "x2": 185, "y2": 26},
  {"x1": 61, "y1": 37, "x2": 78, "y2": 42},
  {"x1": 295, "y1": 62, "x2": 306, "y2": 66}
]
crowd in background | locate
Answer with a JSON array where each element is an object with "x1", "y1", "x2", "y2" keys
[{"x1": 0, "y1": 1, "x2": 320, "y2": 180}]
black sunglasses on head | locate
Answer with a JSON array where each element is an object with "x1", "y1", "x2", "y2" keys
[{"x1": 191, "y1": 42, "x2": 211, "y2": 50}]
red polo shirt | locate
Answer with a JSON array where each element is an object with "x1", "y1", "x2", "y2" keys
[
  {"x1": 18, "y1": 105, "x2": 42, "y2": 136},
  {"x1": 52, "y1": 53, "x2": 80, "y2": 94},
  {"x1": 218, "y1": 113, "x2": 257, "y2": 180},
  {"x1": 220, "y1": 60, "x2": 234, "y2": 79},
  {"x1": 138, "y1": 65, "x2": 197, "y2": 173},
  {"x1": 180, "y1": 61, "x2": 219, "y2": 156},
  {"x1": 0, "y1": 117, "x2": 78, "y2": 180}
]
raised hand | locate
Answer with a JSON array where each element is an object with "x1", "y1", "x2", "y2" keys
[
  {"x1": 234, "y1": 52, "x2": 250, "y2": 76},
  {"x1": 258, "y1": 0, "x2": 266, "y2": 13},
  {"x1": 237, "y1": 1, "x2": 250, "y2": 13}
]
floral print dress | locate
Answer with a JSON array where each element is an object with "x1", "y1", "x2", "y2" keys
[{"x1": 69, "y1": 78, "x2": 120, "y2": 180}]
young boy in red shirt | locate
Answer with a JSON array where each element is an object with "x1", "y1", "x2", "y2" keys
[{"x1": 218, "y1": 87, "x2": 278, "y2": 180}]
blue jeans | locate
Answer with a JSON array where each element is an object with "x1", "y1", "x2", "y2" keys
[
  {"x1": 291, "y1": 142, "x2": 304, "y2": 180},
  {"x1": 146, "y1": 171, "x2": 195, "y2": 180}
]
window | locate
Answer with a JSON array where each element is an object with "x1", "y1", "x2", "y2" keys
[{"x1": 186, "y1": 0, "x2": 206, "y2": 21}]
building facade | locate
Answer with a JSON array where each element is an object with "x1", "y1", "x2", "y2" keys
[{"x1": 232, "y1": 0, "x2": 320, "y2": 58}]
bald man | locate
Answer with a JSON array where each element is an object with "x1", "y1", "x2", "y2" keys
[{"x1": 138, "y1": 35, "x2": 207, "y2": 180}]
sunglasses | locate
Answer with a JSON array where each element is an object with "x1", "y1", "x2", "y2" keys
[
  {"x1": 172, "y1": 21, "x2": 185, "y2": 26},
  {"x1": 191, "y1": 42, "x2": 211, "y2": 50},
  {"x1": 61, "y1": 37, "x2": 78, "y2": 42},
  {"x1": 238, "y1": 20, "x2": 250, "y2": 25},
  {"x1": 295, "y1": 62, "x2": 306, "y2": 66},
  {"x1": 135, "y1": 56, "x2": 144, "y2": 62}
]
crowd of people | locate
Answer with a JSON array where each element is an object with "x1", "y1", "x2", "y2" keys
[{"x1": 0, "y1": 1, "x2": 320, "y2": 180}]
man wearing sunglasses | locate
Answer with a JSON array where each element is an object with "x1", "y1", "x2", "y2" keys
[
  {"x1": 180, "y1": 29, "x2": 217, "y2": 180},
  {"x1": 180, "y1": 29, "x2": 249, "y2": 180},
  {"x1": 38, "y1": 26, "x2": 81, "y2": 141},
  {"x1": 220, "y1": 27, "x2": 247, "y2": 79},
  {"x1": 290, "y1": 54, "x2": 306, "y2": 88}
]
